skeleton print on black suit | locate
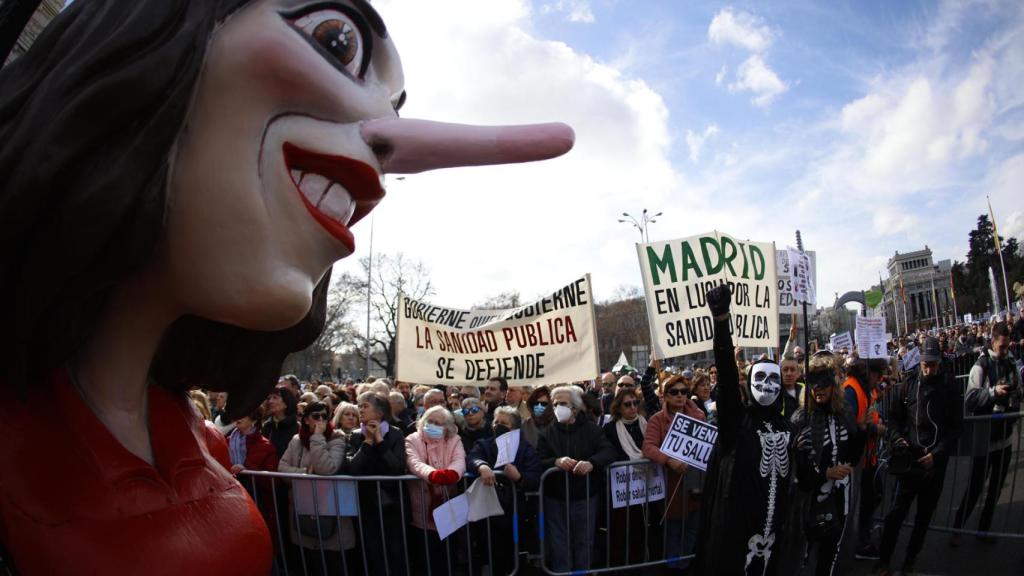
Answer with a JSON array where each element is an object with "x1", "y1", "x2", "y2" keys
[{"x1": 694, "y1": 285, "x2": 796, "y2": 576}]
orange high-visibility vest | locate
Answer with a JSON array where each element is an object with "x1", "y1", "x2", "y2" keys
[{"x1": 843, "y1": 376, "x2": 879, "y2": 466}]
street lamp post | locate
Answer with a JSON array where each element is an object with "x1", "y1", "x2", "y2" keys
[{"x1": 618, "y1": 208, "x2": 662, "y2": 243}]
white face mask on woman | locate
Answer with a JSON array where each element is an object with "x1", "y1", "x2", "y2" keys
[{"x1": 554, "y1": 404, "x2": 573, "y2": 423}]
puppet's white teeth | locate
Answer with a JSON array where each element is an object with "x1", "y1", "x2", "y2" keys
[
  {"x1": 290, "y1": 169, "x2": 302, "y2": 184},
  {"x1": 298, "y1": 173, "x2": 330, "y2": 204},
  {"x1": 318, "y1": 183, "x2": 355, "y2": 225}
]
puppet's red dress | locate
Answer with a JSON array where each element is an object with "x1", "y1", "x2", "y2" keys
[{"x1": 0, "y1": 369, "x2": 271, "y2": 574}]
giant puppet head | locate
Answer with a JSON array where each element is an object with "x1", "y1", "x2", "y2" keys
[{"x1": 0, "y1": 0, "x2": 573, "y2": 417}]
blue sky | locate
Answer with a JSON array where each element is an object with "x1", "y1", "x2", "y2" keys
[{"x1": 337, "y1": 0, "x2": 1024, "y2": 310}]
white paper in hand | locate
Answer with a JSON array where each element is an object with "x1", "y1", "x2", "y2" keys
[
  {"x1": 432, "y1": 493, "x2": 469, "y2": 540},
  {"x1": 465, "y1": 477, "x2": 504, "y2": 521},
  {"x1": 494, "y1": 429, "x2": 520, "y2": 468}
]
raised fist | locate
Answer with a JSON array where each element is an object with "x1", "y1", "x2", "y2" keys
[{"x1": 707, "y1": 284, "x2": 732, "y2": 318}]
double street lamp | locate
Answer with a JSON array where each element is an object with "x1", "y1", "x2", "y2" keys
[{"x1": 618, "y1": 209, "x2": 662, "y2": 243}]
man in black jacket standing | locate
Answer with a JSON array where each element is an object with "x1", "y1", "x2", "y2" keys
[
  {"x1": 875, "y1": 337, "x2": 962, "y2": 575},
  {"x1": 951, "y1": 320, "x2": 1021, "y2": 543}
]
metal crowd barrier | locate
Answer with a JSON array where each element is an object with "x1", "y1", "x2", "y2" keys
[
  {"x1": 870, "y1": 352, "x2": 1024, "y2": 542},
  {"x1": 239, "y1": 469, "x2": 518, "y2": 576},
  {"x1": 533, "y1": 459, "x2": 705, "y2": 575},
  {"x1": 240, "y1": 458, "x2": 708, "y2": 576}
]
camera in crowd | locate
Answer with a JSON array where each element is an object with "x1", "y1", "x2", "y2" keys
[{"x1": 993, "y1": 378, "x2": 1022, "y2": 413}]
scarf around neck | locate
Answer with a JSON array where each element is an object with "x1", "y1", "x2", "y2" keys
[{"x1": 615, "y1": 415, "x2": 647, "y2": 460}]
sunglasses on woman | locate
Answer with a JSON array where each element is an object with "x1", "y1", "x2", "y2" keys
[
  {"x1": 465, "y1": 406, "x2": 482, "y2": 415},
  {"x1": 666, "y1": 388, "x2": 688, "y2": 397},
  {"x1": 308, "y1": 412, "x2": 328, "y2": 421},
  {"x1": 533, "y1": 401, "x2": 549, "y2": 407}
]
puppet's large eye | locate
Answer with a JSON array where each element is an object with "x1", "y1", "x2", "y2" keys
[{"x1": 291, "y1": 8, "x2": 369, "y2": 78}]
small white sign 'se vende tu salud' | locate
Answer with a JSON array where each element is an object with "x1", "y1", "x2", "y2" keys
[{"x1": 658, "y1": 413, "x2": 718, "y2": 472}]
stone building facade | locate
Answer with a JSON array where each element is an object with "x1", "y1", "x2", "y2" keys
[{"x1": 882, "y1": 247, "x2": 954, "y2": 334}]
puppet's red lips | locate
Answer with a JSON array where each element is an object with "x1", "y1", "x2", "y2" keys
[{"x1": 282, "y1": 142, "x2": 385, "y2": 250}]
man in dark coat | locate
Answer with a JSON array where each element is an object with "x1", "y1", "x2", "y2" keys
[
  {"x1": 876, "y1": 336, "x2": 962, "y2": 574},
  {"x1": 695, "y1": 284, "x2": 796, "y2": 576},
  {"x1": 537, "y1": 384, "x2": 618, "y2": 572}
]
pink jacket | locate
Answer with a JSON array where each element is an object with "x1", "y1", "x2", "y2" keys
[
  {"x1": 405, "y1": 431, "x2": 466, "y2": 531},
  {"x1": 642, "y1": 400, "x2": 706, "y2": 519}
]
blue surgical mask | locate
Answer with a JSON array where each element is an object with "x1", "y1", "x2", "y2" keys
[
  {"x1": 416, "y1": 406, "x2": 425, "y2": 417},
  {"x1": 453, "y1": 408, "x2": 464, "y2": 417},
  {"x1": 424, "y1": 423, "x2": 445, "y2": 439},
  {"x1": 533, "y1": 404, "x2": 547, "y2": 417}
]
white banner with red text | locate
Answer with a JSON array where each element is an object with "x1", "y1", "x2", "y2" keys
[{"x1": 395, "y1": 276, "x2": 599, "y2": 387}]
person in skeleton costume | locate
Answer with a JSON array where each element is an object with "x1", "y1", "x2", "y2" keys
[
  {"x1": 791, "y1": 355, "x2": 861, "y2": 576},
  {"x1": 0, "y1": 1, "x2": 573, "y2": 573},
  {"x1": 694, "y1": 284, "x2": 796, "y2": 576}
]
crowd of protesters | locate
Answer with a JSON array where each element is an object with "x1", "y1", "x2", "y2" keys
[{"x1": 185, "y1": 306, "x2": 1023, "y2": 576}]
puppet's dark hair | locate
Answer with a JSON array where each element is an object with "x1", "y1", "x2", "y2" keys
[{"x1": 0, "y1": 0, "x2": 328, "y2": 419}]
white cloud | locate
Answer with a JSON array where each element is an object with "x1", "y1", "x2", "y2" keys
[
  {"x1": 715, "y1": 65, "x2": 727, "y2": 86},
  {"x1": 686, "y1": 124, "x2": 720, "y2": 163},
  {"x1": 813, "y1": 40, "x2": 1006, "y2": 201},
  {"x1": 987, "y1": 153, "x2": 1024, "y2": 241},
  {"x1": 708, "y1": 8, "x2": 776, "y2": 53},
  {"x1": 872, "y1": 211, "x2": 921, "y2": 236},
  {"x1": 1004, "y1": 211, "x2": 1024, "y2": 242},
  {"x1": 708, "y1": 8, "x2": 788, "y2": 106},
  {"x1": 541, "y1": 0, "x2": 595, "y2": 23},
  {"x1": 729, "y1": 54, "x2": 789, "y2": 106},
  {"x1": 345, "y1": 0, "x2": 677, "y2": 306}
]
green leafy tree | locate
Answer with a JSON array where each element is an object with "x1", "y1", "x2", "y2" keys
[{"x1": 953, "y1": 215, "x2": 1023, "y2": 316}]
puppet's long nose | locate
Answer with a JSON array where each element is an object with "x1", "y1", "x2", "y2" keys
[{"x1": 360, "y1": 118, "x2": 574, "y2": 174}]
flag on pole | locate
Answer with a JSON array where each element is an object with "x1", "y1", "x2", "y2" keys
[
  {"x1": 949, "y1": 270, "x2": 956, "y2": 301},
  {"x1": 988, "y1": 196, "x2": 1014, "y2": 319},
  {"x1": 988, "y1": 197, "x2": 1002, "y2": 253}
]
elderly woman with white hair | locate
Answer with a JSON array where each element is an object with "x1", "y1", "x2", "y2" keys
[
  {"x1": 405, "y1": 405, "x2": 466, "y2": 576},
  {"x1": 537, "y1": 385, "x2": 617, "y2": 573}
]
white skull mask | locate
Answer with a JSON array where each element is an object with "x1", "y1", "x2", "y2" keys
[{"x1": 750, "y1": 363, "x2": 782, "y2": 406}]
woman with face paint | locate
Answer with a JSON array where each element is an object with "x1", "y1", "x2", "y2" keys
[
  {"x1": 790, "y1": 358, "x2": 859, "y2": 576},
  {"x1": 405, "y1": 405, "x2": 465, "y2": 576},
  {"x1": 693, "y1": 285, "x2": 797, "y2": 576}
]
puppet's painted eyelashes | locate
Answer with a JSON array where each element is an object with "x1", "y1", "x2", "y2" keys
[{"x1": 292, "y1": 9, "x2": 368, "y2": 78}]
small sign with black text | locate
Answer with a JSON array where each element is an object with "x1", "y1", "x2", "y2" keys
[{"x1": 658, "y1": 413, "x2": 718, "y2": 472}]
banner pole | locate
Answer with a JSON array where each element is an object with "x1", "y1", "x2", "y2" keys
[
  {"x1": 950, "y1": 270, "x2": 959, "y2": 324},
  {"x1": 988, "y1": 196, "x2": 1014, "y2": 320},
  {"x1": 585, "y1": 273, "x2": 602, "y2": 378},
  {"x1": 796, "y1": 231, "x2": 810, "y2": 410}
]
